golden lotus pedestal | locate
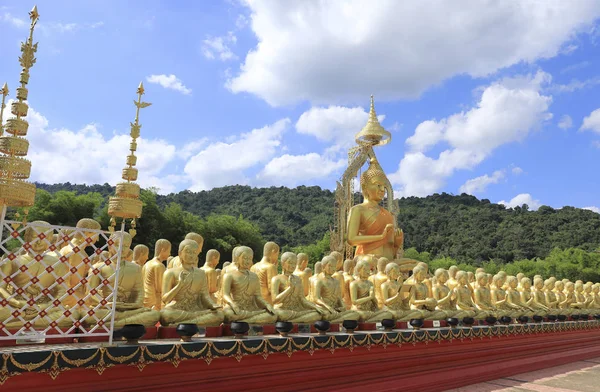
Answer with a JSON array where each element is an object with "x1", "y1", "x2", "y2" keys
[{"x1": 1, "y1": 321, "x2": 600, "y2": 391}]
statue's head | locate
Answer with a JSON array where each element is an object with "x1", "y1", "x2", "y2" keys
[
  {"x1": 281, "y1": 252, "x2": 297, "y2": 273},
  {"x1": 448, "y1": 265, "x2": 458, "y2": 278},
  {"x1": 434, "y1": 268, "x2": 448, "y2": 283},
  {"x1": 133, "y1": 244, "x2": 149, "y2": 265},
  {"x1": 521, "y1": 277, "x2": 531, "y2": 289},
  {"x1": 343, "y1": 259, "x2": 355, "y2": 274},
  {"x1": 321, "y1": 255, "x2": 336, "y2": 275},
  {"x1": 506, "y1": 276, "x2": 518, "y2": 288},
  {"x1": 377, "y1": 257, "x2": 389, "y2": 273},
  {"x1": 178, "y1": 239, "x2": 199, "y2": 267},
  {"x1": 543, "y1": 279, "x2": 554, "y2": 290},
  {"x1": 263, "y1": 242, "x2": 280, "y2": 264},
  {"x1": 565, "y1": 282, "x2": 574, "y2": 292},
  {"x1": 555, "y1": 281, "x2": 564, "y2": 291},
  {"x1": 304, "y1": 267, "x2": 313, "y2": 278},
  {"x1": 385, "y1": 262, "x2": 400, "y2": 281},
  {"x1": 329, "y1": 251, "x2": 343, "y2": 270},
  {"x1": 412, "y1": 265, "x2": 426, "y2": 282},
  {"x1": 593, "y1": 284, "x2": 600, "y2": 294},
  {"x1": 476, "y1": 272, "x2": 487, "y2": 287},
  {"x1": 355, "y1": 260, "x2": 371, "y2": 278},
  {"x1": 206, "y1": 249, "x2": 220, "y2": 267},
  {"x1": 584, "y1": 282, "x2": 593, "y2": 293},
  {"x1": 456, "y1": 271, "x2": 468, "y2": 285},
  {"x1": 233, "y1": 246, "x2": 253, "y2": 271},
  {"x1": 297, "y1": 253, "x2": 309, "y2": 269},
  {"x1": 154, "y1": 239, "x2": 172, "y2": 260},
  {"x1": 492, "y1": 274, "x2": 504, "y2": 289},
  {"x1": 109, "y1": 231, "x2": 132, "y2": 257},
  {"x1": 314, "y1": 261, "x2": 323, "y2": 274},
  {"x1": 24, "y1": 221, "x2": 53, "y2": 253},
  {"x1": 574, "y1": 282, "x2": 584, "y2": 292},
  {"x1": 467, "y1": 271, "x2": 475, "y2": 282},
  {"x1": 516, "y1": 272, "x2": 524, "y2": 281},
  {"x1": 75, "y1": 218, "x2": 101, "y2": 244},
  {"x1": 185, "y1": 232, "x2": 204, "y2": 255},
  {"x1": 533, "y1": 277, "x2": 543, "y2": 289},
  {"x1": 360, "y1": 157, "x2": 387, "y2": 202}
]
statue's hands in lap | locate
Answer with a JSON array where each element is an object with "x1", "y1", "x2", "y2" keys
[
  {"x1": 115, "y1": 301, "x2": 137, "y2": 310},
  {"x1": 315, "y1": 307, "x2": 326, "y2": 315},
  {"x1": 229, "y1": 304, "x2": 240, "y2": 315},
  {"x1": 210, "y1": 304, "x2": 222, "y2": 310},
  {"x1": 265, "y1": 305, "x2": 275, "y2": 315},
  {"x1": 426, "y1": 298, "x2": 437, "y2": 308}
]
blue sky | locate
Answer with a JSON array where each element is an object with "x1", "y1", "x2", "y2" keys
[{"x1": 0, "y1": 1, "x2": 599, "y2": 213}]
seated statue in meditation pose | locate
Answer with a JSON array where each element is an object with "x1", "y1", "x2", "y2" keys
[
  {"x1": 453, "y1": 271, "x2": 484, "y2": 319},
  {"x1": 543, "y1": 278, "x2": 560, "y2": 314},
  {"x1": 369, "y1": 257, "x2": 390, "y2": 308},
  {"x1": 408, "y1": 265, "x2": 447, "y2": 320},
  {"x1": 200, "y1": 249, "x2": 221, "y2": 302},
  {"x1": 432, "y1": 268, "x2": 458, "y2": 318},
  {"x1": 380, "y1": 263, "x2": 422, "y2": 321},
  {"x1": 87, "y1": 232, "x2": 160, "y2": 327},
  {"x1": 570, "y1": 282, "x2": 587, "y2": 315},
  {"x1": 330, "y1": 251, "x2": 345, "y2": 295},
  {"x1": 474, "y1": 272, "x2": 497, "y2": 317},
  {"x1": 222, "y1": 246, "x2": 277, "y2": 324},
  {"x1": 250, "y1": 242, "x2": 279, "y2": 305},
  {"x1": 446, "y1": 266, "x2": 460, "y2": 291},
  {"x1": 168, "y1": 232, "x2": 204, "y2": 269},
  {"x1": 293, "y1": 253, "x2": 310, "y2": 297},
  {"x1": 0, "y1": 221, "x2": 74, "y2": 328},
  {"x1": 591, "y1": 284, "x2": 600, "y2": 309},
  {"x1": 523, "y1": 277, "x2": 550, "y2": 315},
  {"x1": 142, "y1": 239, "x2": 170, "y2": 310},
  {"x1": 61, "y1": 218, "x2": 102, "y2": 308},
  {"x1": 160, "y1": 240, "x2": 224, "y2": 326},
  {"x1": 505, "y1": 276, "x2": 534, "y2": 317},
  {"x1": 342, "y1": 259, "x2": 355, "y2": 309},
  {"x1": 312, "y1": 256, "x2": 359, "y2": 323},
  {"x1": 271, "y1": 252, "x2": 323, "y2": 323},
  {"x1": 307, "y1": 261, "x2": 323, "y2": 302},
  {"x1": 555, "y1": 281, "x2": 572, "y2": 315},
  {"x1": 350, "y1": 260, "x2": 392, "y2": 322},
  {"x1": 490, "y1": 274, "x2": 521, "y2": 318},
  {"x1": 584, "y1": 283, "x2": 595, "y2": 310}
]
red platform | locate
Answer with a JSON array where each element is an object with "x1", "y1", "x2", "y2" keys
[{"x1": 2, "y1": 323, "x2": 600, "y2": 391}]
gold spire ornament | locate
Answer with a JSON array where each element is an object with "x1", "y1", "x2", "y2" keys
[
  {"x1": 107, "y1": 82, "x2": 151, "y2": 237},
  {"x1": 354, "y1": 95, "x2": 391, "y2": 147},
  {"x1": 0, "y1": 6, "x2": 40, "y2": 209}
]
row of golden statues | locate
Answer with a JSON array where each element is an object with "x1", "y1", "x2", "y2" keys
[{"x1": 2, "y1": 216, "x2": 599, "y2": 331}]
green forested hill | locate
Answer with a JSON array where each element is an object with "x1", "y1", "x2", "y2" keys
[{"x1": 33, "y1": 183, "x2": 600, "y2": 266}]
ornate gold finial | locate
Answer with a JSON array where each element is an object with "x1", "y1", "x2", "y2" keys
[
  {"x1": 107, "y1": 82, "x2": 152, "y2": 237},
  {"x1": 0, "y1": 7, "x2": 40, "y2": 210},
  {"x1": 355, "y1": 95, "x2": 391, "y2": 147}
]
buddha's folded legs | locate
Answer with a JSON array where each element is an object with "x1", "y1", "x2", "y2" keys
[
  {"x1": 357, "y1": 310, "x2": 393, "y2": 323},
  {"x1": 323, "y1": 309, "x2": 359, "y2": 323},
  {"x1": 0, "y1": 307, "x2": 80, "y2": 329},
  {"x1": 396, "y1": 309, "x2": 426, "y2": 321},
  {"x1": 453, "y1": 309, "x2": 476, "y2": 319},
  {"x1": 224, "y1": 307, "x2": 277, "y2": 324},
  {"x1": 424, "y1": 309, "x2": 450, "y2": 320},
  {"x1": 89, "y1": 307, "x2": 160, "y2": 327},
  {"x1": 160, "y1": 309, "x2": 224, "y2": 327},
  {"x1": 275, "y1": 309, "x2": 322, "y2": 323}
]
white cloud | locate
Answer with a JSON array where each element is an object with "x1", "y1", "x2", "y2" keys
[
  {"x1": 235, "y1": 14, "x2": 248, "y2": 29},
  {"x1": 1, "y1": 12, "x2": 26, "y2": 28},
  {"x1": 178, "y1": 138, "x2": 209, "y2": 160},
  {"x1": 146, "y1": 74, "x2": 192, "y2": 95},
  {"x1": 560, "y1": 61, "x2": 591, "y2": 74},
  {"x1": 295, "y1": 105, "x2": 385, "y2": 148},
  {"x1": 499, "y1": 193, "x2": 542, "y2": 210},
  {"x1": 549, "y1": 77, "x2": 600, "y2": 93},
  {"x1": 202, "y1": 32, "x2": 238, "y2": 61},
  {"x1": 459, "y1": 170, "x2": 506, "y2": 195},
  {"x1": 6, "y1": 102, "x2": 180, "y2": 195},
  {"x1": 390, "y1": 72, "x2": 552, "y2": 197},
  {"x1": 228, "y1": 1, "x2": 600, "y2": 106},
  {"x1": 257, "y1": 153, "x2": 345, "y2": 187},
  {"x1": 511, "y1": 166, "x2": 524, "y2": 175},
  {"x1": 580, "y1": 108, "x2": 600, "y2": 134},
  {"x1": 558, "y1": 115, "x2": 573, "y2": 130},
  {"x1": 184, "y1": 119, "x2": 290, "y2": 191},
  {"x1": 584, "y1": 206, "x2": 600, "y2": 214}
]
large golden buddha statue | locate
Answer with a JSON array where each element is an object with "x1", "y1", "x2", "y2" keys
[
  {"x1": 87, "y1": 232, "x2": 160, "y2": 327},
  {"x1": 0, "y1": 221, "x2": 73, "y2": 328},
  {"x1": 160, "y1": 239, "x2": 224, "y2": 326},
  {"x1": 222, "y1": 246, "x2": 277, "y2": 324},
  {"x1": 271, "y1": 252, "x2": 323, "y2": 323},
  {"x1": 347, "y1": 156, "x2": 403, "y2": 261}
]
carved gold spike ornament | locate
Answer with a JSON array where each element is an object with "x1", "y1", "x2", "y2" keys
[
  {"x1": 108, "y1": 82, "x2": 152, "y2": 237},
  {"x1": 0, "y1": 6, "x2": 39, "y2": 211},
  {"x1": 354, "y1": 95, "x2": 391, "y2": 147}
]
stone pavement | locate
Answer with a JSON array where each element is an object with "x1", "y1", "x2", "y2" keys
[{"x1": 445, "y1": 358, "x2": 600, "y2": 392}]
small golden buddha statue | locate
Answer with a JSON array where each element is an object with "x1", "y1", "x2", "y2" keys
[
  {"x1": 160, "y1": 240, "x2": 224, "y2": 326},
  {"x1": 132, "y1": 244, "x2": 149, "y2": 267},
  {"x1": 61, "y1": 218, "x2": 102, "y2": 308},
  {"x1": 200, "y1": 249, "x2": 220, "y2": 302},
  {"x1": 516, "y1": 273, "x2": 525, "y2": 292},
  {"x1": 349, "y1": 260, "x2": 392, "y2": 322},
  {"x1": 408, "y1": 266, "x2": 447, "y2": 320},
  {"x1": 446, "y1": 266, "x2": 459, "y2": 291},
  {"x1": 543, "y1": 279, "x2": 560, "y2": 314},
  {"x1": 222, "y1": 261, "x2": 231, "y2": 270},
  {"x1": 346, "y1": 156, "x2": 403, "y2": 261},
  {"x1": 271, "y1": 252, "x2": 323, "y2": 323},
  {"x1": 0, "y1": 222, "x2": 74, "y2": 328},
  {"x1": 293, "y1": 253, "x2": 310, "y2": 297},
  {"x1": 591, "y1": 284, "x2": 600, "y2": 309},
  {"x1": 525, "y1": 277, "x2": 550, "y2": 315},
  {"x1": 307, "y1": 261, "x2": 323, "y2": 301},
  {"x1": 142, "y1": 239, "x2": 170, "y2": 310},
  {"x1": 490, "y1": 274, "x2": 520, "y2": 318},
  {"x1": 250, "y1": 241, "x2": 279, "y2": 304},
  {"x1": 369, "y1": 257, "x2": 390, "y2": 307},
  {"x1": 570, "y1": 282, "x2": 586, "y2": 314},
  {"x1": 222, "y1": 246, "x2": 277, "y2": 324},
  {"x1": 330, "y1": 250, "x2": 345, "y2": 295},
  {"x1": 583, "y1": 283, "x2": 594, "y2": 309},
  {"x1": 432, "y1": 269, "x2": 456, "y2": 317},
  {"x1": 87, "y1": 232, "x2": 160, "y2": 327},
  {"x1": 381, "y1": 263, "x2": 421, "y2": 321},
  {"x1": 168, "y1": 232, "x2": 204, "y2": 269},
  {"x1": 555, "y1": 281, "x2": 571, "y2": 314},
  {"x1": 342, "y1": 259, "x2": 355, "y2": 309},
  {"x1": 474, "y1": 272, "x2": 496, "y2": 316},
  {"x1": 312, "y1": 256, "x2": 359, "y2": 322},
  {"x1": 506, "y1": 276, "x2": 534, "y2": 317},
  {"x1": 453, "y1": 271, "x2": 484, "y2": 318},
  {"x1": 48, "y1": 234, "x2": 62, "y2": 259}
]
